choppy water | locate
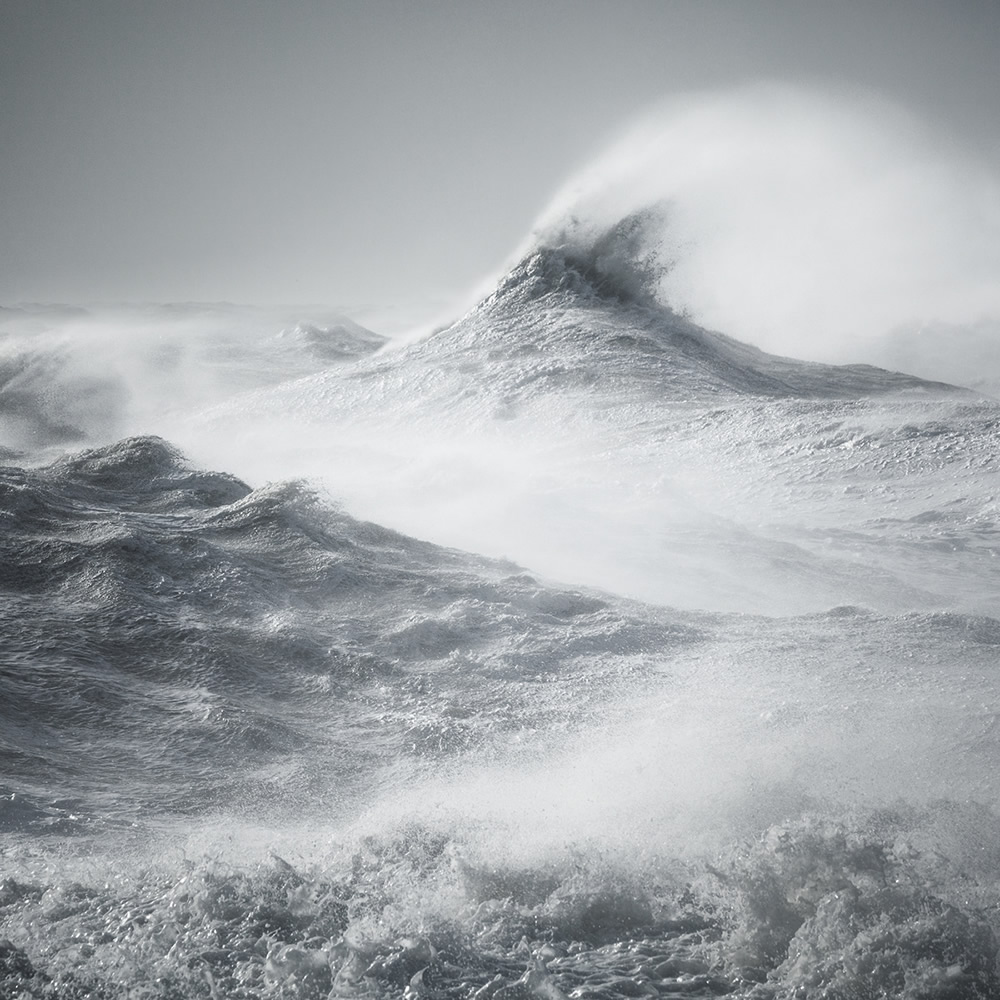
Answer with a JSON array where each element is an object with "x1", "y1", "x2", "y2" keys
[{"x1": 3, "y1": 223, "x2": 1000, "y2": 998}]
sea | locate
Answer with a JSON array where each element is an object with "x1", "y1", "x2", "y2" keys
[{"x1": 2, "y1": 216, "x2": 1000, "y2": 999}]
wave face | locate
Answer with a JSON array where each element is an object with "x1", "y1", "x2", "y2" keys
[
  {"x1": 1, "y1": 436, "x2": 702, "y2": 825},
  {"x1": 3, "y1": 230, "x2": 1000, "y2": 997}
]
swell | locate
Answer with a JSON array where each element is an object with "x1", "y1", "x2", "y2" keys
[{"x1": 0, "y1": 436, "x2": 701, "y2": 823}]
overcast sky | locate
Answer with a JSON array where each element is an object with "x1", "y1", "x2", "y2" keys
[{"x1": 3, "y1": 0, "x2": 999, "y2": 323}]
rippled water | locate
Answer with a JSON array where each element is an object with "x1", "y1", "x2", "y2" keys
[{"x1": 2, "y1": 228, "x2": 1000, "y2": 998}]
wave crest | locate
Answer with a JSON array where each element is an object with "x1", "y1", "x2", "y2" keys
[{"x1": 530, "y1": 204, "x2": 676, "y2": 308}]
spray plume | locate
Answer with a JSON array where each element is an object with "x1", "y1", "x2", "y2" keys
[{"x1": 528, "y1": 82, "x2": 1000, "y2": 363}]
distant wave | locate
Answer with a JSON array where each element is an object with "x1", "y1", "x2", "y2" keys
[{"x1": 0, "y1": 304, "x2": 386, "y2": 456}]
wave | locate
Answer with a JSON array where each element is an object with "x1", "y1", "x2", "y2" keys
[
  {"x1": 469, "y1": 230, "x2": 968, "y2": 401},
  {"x1": 5, "y1": 437, "x2": 999, "y2": 819},
  {"x1": 172, "y1": 242, "x2": 998, "y2": 618},
  {"x1": 192, "y1": 216, "x2": 971, "y2": 455},
  {"x1": 0, "y1": 436, "x2": 702, "y2": 824},
  {"x1": 0, "y1": 303, "x2": 386, "y2": 456}
]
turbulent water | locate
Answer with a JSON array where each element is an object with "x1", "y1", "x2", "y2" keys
[{"x1": 3, "y1": 224, "x2": 1000, "y2": 999}]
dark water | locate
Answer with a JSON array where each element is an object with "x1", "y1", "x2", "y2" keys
[{"x1": 2, "y1": 230, "x2": 1000, "y2": 998}]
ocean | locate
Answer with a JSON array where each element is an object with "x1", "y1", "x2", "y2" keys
[{"x1": 2, "y1": 221, "x2": 1000, "y2": 998}]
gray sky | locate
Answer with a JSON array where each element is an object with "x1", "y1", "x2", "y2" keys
[{"x1": 3, "y1": 0, "x2": 999, "y2": 321}]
